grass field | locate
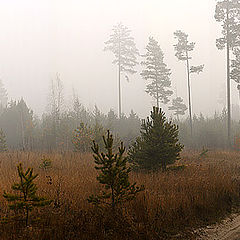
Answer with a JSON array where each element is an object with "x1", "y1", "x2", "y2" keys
[{"x1": 0, "y1": 150, "x2": 240, "y2": 239}]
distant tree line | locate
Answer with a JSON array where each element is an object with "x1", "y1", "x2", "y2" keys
[
  {"x1": 0, "y1": 78, "x2": 239, "y2": 151},
  {"x1": 1, "y1": 0, "x2": 240, "y2": 150},
  {"x1": 0, "y1": 78, "x2": 141, "y2": 151}
]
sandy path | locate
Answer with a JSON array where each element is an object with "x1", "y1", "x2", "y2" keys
[{"x1": 196, "y1": 214, "x2": 240, "y2": 240}]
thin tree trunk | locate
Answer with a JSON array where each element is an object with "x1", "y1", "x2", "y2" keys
[
  {"x1": 186, "y1": 52, "x2": 193, "y2": 137},
  {"x1": 118, "y1": 63, "x2": 121, "y2": 118},
  {"x1": 155, "y1": 73, "x2": 159, "y2": 108},
  {"x1": 238, "y1": 87, "x2": 240, "y2": 119},
  {"x1": 20, "y1": 109, "x2": 26, "y2": 151},
  {"x1": 226, "y1": 0, "x2": 231, "y2": 147},
  {"x1": 26, "y1": 208, "x2": 29, "y2": 226},
  {"x1": 111, "y1": 185, "x2": 115, "y2": 209},
  {"x1": 118, "y1": 38, "x2": 122, "y2": 118}
]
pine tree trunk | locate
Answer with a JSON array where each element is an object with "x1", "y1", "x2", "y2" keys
[
  {"x1": 118, "y1": 63, "x2": 121, "y2": 118},
  {"x1": 20, "y1": 109, "x2": 26, "y2": 151},
  {"x1": 162, "y1": 160, "x2": 167, "y2": 172},
  {"x1": 238, "y1": 87, "x2": 240, "y2": 118},
  {"x1": 111, "y1": 185, "x2": 115, "y2": 209},
  {"x1": 226, "y1": 0, "x2": 231, "y2": 147},
  {"x1": 186, "y1": 52, "x2": 193, "y2": 137},
  {"x1": 26, "y1": 208, "x2": 29, "y2": 227},
  {"x1": 157, "y1": 93, "x2": 159, "y2": 108},
  {"x1": 155, "y1": 77, "x2": 159, "y2": 108},
  {"x1": 118, "y1": 39, "x2": 122, "y2": 118}
]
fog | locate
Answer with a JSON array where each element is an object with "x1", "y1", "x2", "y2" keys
[{"x1": 0, "y1": 0, "x2": 235, "y2": 117}]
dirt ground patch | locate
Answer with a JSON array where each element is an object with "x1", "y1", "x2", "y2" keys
[{"x1": 196, "y1": 213, "x2": 240, "y2": 240}]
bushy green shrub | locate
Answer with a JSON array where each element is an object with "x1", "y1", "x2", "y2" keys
[{"x1": 128, "y1": 107, "x2": 183, "y2": 171}]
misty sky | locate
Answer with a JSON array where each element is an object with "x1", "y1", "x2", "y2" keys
[{"x1": 0, "y1": 0, "x2": 236, "y2": 118}]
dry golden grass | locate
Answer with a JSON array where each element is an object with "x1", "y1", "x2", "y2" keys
[{"x1": 0, "y1": 150, "x2": 240, "y2": 239}]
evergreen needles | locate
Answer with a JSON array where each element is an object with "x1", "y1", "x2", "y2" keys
[
  {"x1": 3, "y1": 163, "x2": 52, "y2": 226},
  {"x1": 88, "y1": 130, "x2": 144, "y2": 209},
  {"x1": 128, "y1": 107, "x2": 184, "y2": 171}
]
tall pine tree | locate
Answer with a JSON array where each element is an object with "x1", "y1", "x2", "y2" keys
[
  {"x1": 215, "y1": 0, "x2": 240, "y2": 145},
  {"x1": 141, "y1": 37, "x2": 173, "y2": 108},
  {"x1": 104, "y1": 23, "x2": 139, "y2": 117},
  {"x1": 174, "y1": 30, "x2": 204, "y2": 136},
  {"x1": 0, "y1": 79, "x2": 8, "y2": 111},
  {"x1": 230, "y1": 48, "x2": 240, "y2": 112}
]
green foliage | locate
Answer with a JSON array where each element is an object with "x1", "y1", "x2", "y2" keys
[
  {"x1": 88, "y1": 130, "x2": 144, "y2": 209},
  {"x1": 73, "y1": 123, "x2": 94, "y2": 152},
  {"x1": 199, "y1": 147, "x2": 209, "y2": 160},
  {"x1": 0, "y1": 128, "x2": 7, "y2": 152},
  {"x1": 167, "y1": 164, "x2": 186, "y2": 172},
  {"x1": 39, "y1": 157, "x2": 52, "y2": 170},
  {"x1": 3, "y1": 163, "x2": 52, "y2": 226},
  {"x1": 128, "y1": 107, "x2": 184, "y2": 171},
  {"x1": 73, "y1": 122, "x2": 106, "y2": 152}
]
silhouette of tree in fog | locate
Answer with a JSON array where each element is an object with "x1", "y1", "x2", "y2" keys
[
  {"x1": 0, "y1": 99, "x2": 34, "y2": 150},
  {"x1": 0, "y1": 128, "x2": 7, "y2": 152},
  {"x1": 141, "y1": 37, "x2": 173, "y2": 108},
  {"x1": 104, "y1": 23, "x2": 139, "y2": 118},
  {"x1": 174, "y1": 30, "x2": 204, "y2": 136},
  {"x1": 231, "y1": 48, "x2": 240, "y2": 111},
  {"x1": 47, "y1": 73, "x2": 64, "y2": 148},
  {"x1": 215, "y1": 0, "x2": 240, "y2": 145},
  {"x1": 168, "y1": 97, "x2": 187, "y2": 121},
  {"x1": 0, "y1": 79, "x2": 8, "y2": 111}
]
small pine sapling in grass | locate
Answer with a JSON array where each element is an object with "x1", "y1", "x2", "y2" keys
[
  {"x1": 39, "y1": 157, "x2": 53, "y2": 186},
  {"x1": 88, "y1": 130, "x2": 144, "y2": 209},
  {"x1": 39, "y1": 157, "x2": 52, "y2": 170},
  {"x1": 198, "y1": 147, "x2": 209, "y2": 160},
  {"x1": 3, "y1": 163, "x2": 52, "y2": 226}
]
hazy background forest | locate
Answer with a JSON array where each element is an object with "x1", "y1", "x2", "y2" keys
[{"x1": 0, "y1": 0, "x2": 240, "y2": 151}]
